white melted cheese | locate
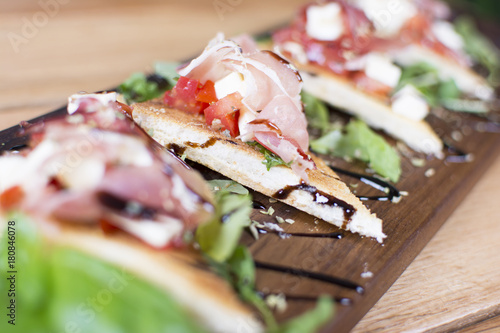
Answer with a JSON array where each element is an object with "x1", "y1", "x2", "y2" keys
[
  {"x1": 67, "y1": 92, "x2": 117, "y2": 114},
  {"x1": 432, "y1": 21, "x2": 464, "y2": 51},
  {"x1": 365, "y1": 53, "x2": 402, "y2": 88},
  {"x1": 306, "y1": 3, "x2": 345, "y2": 41},
  {"x1": 214, "y1": 72, "x2": 247, "y2": 100},
  {"x1": 354, "y1": 0, "x2": 417, "y2": 38},
  {"x1": 391, "y1": 85, "x2": 429, "y2": 121}
]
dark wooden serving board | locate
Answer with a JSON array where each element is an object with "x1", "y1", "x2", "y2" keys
[{"x1": 1, "y1": 102, "x2": 499, "y2": 332}]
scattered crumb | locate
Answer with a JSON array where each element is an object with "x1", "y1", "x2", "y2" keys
[
  {"x1": 399, "y1": 191, "x2": 409, "y2": 196},
  {"x1": 265, "y1": 293, "x2": 287, "y2": 313},
  {"x1": 361, "y1": 271, "x2": 373, "y2": 279},
  {"x1": 425, "y1": 168, "x2": 436, "y2": 178},
  {"x1": 451, "y1": 130, "x2": 463, "y2": 142},
  {"x1": 260, "y1": 206, "x2": 275, "y2": 216},
  {"x1": 285, "y1": 218, "x2": 295, "y2": 224},
  {"x1": 411, "y1": 158, "x2": 426, "y2": 168},
  {"x1": 350, "y1": 183, "x2": 359, "y2": 188},
  {"x1": 275, "y1": 216, "x2": 285, "y2": 224},
  {"x1": 268, "y1": 198, "x2": 277, "y2": 203},
  {"x1": 263, "y1": 222, "x2": 284, "y2": 232}
]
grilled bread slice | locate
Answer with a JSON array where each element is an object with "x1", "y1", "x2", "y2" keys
[
  {"x1": 297, "y1": 62, "x2": 444, "y2": 157},
  {"x1": 132, "y1": 99, "x2": 385, "y2": 243}
]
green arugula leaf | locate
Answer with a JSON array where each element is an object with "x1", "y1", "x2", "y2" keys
[
  {"x1": 207, "y1": 179, "x2": 249, "y2": 195},
  {"x1": 247, "y1": 141, "x2": 292, "y2": 171},
  {"x1": 0, "y1": 213, "x2": 206, "y2": 333},
  {"x1": 454, "y1": 16, "x2": 500, "y2": 86},
  {"x1": 118, "y1": 72, "x2": 167, "y2": 104},
  {"x1": 196, "y1": 187, "x2": 252, "y2": 262},
  {"x1": 301, "y1": 91, "x2": 331, "y2": 134},
  {"x1": 272, "y1": 296, "x2": 335, "y2": 333},
  {"x1": 154, "y1": 61, "x2": 181, "y2": 86},
  {"x1": 312, "y1": 120, "x2": 401, "y2": 182}
]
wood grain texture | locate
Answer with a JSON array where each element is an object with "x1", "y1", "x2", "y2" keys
[{"x1": 1, "y1": 1, "x2": 500, "y2": 332}]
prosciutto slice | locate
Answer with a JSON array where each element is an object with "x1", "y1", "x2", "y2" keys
[
  {"x1": 0, "y1": 94, "x2": 214, "y2": 248},
  {"x1": 178, "y1": 33, "x2": 315, "y2": 180}
]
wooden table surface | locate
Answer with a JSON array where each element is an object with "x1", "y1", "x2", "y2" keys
[{"x1": 1, "y1": 1, "x2": 499, "y2": 332}]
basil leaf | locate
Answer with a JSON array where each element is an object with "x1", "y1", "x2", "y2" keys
[{"x1": 0, "y1": 213, "x2": 206, "y2": 333}]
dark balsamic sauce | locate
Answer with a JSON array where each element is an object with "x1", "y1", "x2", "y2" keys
[
  {"x1": 443, "y1": 141, "x2": 474, "y2": 163},
  {"x1": 258, "y1": 292, "x2": 352, "y2": 306},
  {"x1": 252, "y1": 200, "x2": 266, "y2": 210},
  {"x1": 166, "y1": 138, "x2": 218, "y2": 156},
  {"x1": 257, "y1": 227, "x2": 343, "y2": 239},
  {"x1": 248, "y1": 119, "x2": 283, "y2": 136},
  {"x1": 329, "y1": 166, "x2": 402, "y2": 202},
  {"x1": 8, "y1": 143, "x2": 29, "y2": 152},
  {"x1": 272, "y1": 182, "x2": 355, "y2": 225},
  {"x1": 97, "y1": 192, "x2": 157, "y2": 220},
  {"x1": 255, "y1": 261, "x2": 364, "y2": 294}
]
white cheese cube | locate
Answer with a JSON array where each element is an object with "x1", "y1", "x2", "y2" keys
[
  {"x1": 214, "y1": 72, "x2": 246, "y2": 100},
  {"x1": 353, "y1": 0, "x2": 417, "y2": 38},
  {"x1": 306, "y1": 3, "x2": 344, "y2": 41},
  {"x1": 392, "y1": 85, "x2": 429, "y2": 121},
  {"x1": 365, "y1": 53, "x2": 402, "y2": 88},
  {"x1": 432, "y1": 21, "x2": 464, "y2": 51}
]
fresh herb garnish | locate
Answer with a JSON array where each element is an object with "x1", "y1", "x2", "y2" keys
[
  {"x1": 311, "y1": 120, "x2": 401, "y2": 182},
  {"x1": 247, "y1": 141, "x2": 292, "y2": 171},
  {"x1": 301, "y1": 91, "x2": 332, "y2": 134},
  {"x1": 197, "y1": 181, "x2": 335, "y2": 332},
  {"x1": 196, "y1": 181, "x2": 252, "y2": 263},
  {"x1": 118, "y1": 72, "x2": 167, "y2": 104},
  {"x1": 154, "y1": 61, "x2": 181, "y2": 86},
  {"x1": 118, "y1": 61, "x2": 180, "y2": 104},
  {"x1": 454, "y1": 16, "x2": 500, "y2": 87},
  {"x1": 0, "y1": 213, "x2": 206, "y2": 333},
  {"x1": 396, "y1": 62, "x2": 462, "y2": 107}
]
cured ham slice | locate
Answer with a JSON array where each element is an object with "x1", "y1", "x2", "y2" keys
[
  {"x1": 176, "y1": 33, "x2": 315, "y2": 180},
  {"x1": 0, "y1": 93, "x2": 214, "y2": 248}
]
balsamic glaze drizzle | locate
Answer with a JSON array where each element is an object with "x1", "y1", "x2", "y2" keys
[
  {"x1": 8, "y1": 143, "x2": 29, "y2": 152},
  {"x1": 273, "y1": 183, "x2": 355, "y2": 224},
  {"x1": 252, "y1": 200, "x2": 266, "y2": 210},
  {"x1": 258, "y1": 292, "x2": 352, "y2": 306},
  {"x1": 329, "y1": 165, "x2": 402, "y2": 202},
  {"x1": 443, "y1": 141, "x2": 474, "y2": 163},
  {"x1": 256, "y1": 227, "x2": 343, "y2": 239},
  {"x1": 255, "y1": 261, "x2": 364, "y2": 294}
]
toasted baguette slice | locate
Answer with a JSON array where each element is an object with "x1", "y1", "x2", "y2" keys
[
  {"x1": 132, "y1": 100, "x2": 385, "y2": 243},
  {"x1": 25, "y1": 218, "x2": 263, "y2": 333},
  {"x1": 296, "y1": 63, "x2": 444, "y2": 158},
  {"x1": 392, "y1": 44, "x2": 495, "y2": 101}
]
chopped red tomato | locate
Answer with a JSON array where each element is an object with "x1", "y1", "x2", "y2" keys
[
  {"x1": 195, "y1": 80, "x2": 217, "y2": 104},
  {"x1": 0, "y1": 186, "x2": 24, "y2": 210},
  {"x1": 164, "y1": 76, "x2": 208, "y2": 114},
  {"x1": 204, "y1": 92, "x2": 243, "y2": 137}
]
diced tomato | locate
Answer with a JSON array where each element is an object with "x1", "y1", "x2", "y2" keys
[
  {"x1": 195, "y1": 80, "x2": 217, "y2": 104},
  {"x1": 99, "y1": 219, "x2": 121, "y2": 234},
  {"x1": 204, "y1": 92, "x2": 243, "y2": 137},
  {"x1": 164, "y1": 76, "x2": 208, "y2": 114},
  {"x1": 0, "y1": 186, "x2": 24, "y2": 210}
]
